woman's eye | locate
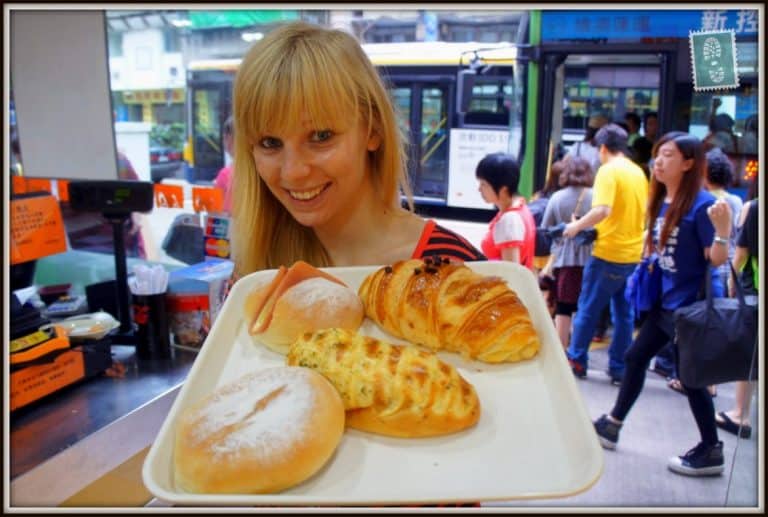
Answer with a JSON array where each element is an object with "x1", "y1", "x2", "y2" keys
[
  {"x1": 259, "y1": 137, "x2": 281, "y2": 149},
  {"x1": 311, "y1": 129, "x2": 333, "y2": 142}
]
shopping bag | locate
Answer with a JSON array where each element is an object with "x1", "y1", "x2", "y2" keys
[{"x1": 674, "y1": 264, "x2": 758, "y2": 388}]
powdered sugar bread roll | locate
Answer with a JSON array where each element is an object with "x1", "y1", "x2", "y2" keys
[
  {"x1": 245, "y1": 261, "x2": 364, "y2": 355},
  {"x1": 173, "y1": 366, "x2": 345, "y2": 494},
  {"x1": 258, "y1": 277, "x2": 364, "y2": 355}
]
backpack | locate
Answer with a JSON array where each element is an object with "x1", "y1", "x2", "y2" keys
[{"x1": 528, "y1": 196, "x2": 552, "y2": 257}]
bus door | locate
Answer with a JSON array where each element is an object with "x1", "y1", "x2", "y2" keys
[
  {"x1": 390, "y1": 79, "x2": 453, "y2": 204},
  {"x1": 545, "y1": 53, "x2": 663, "y2": 174},
  {"x1": 188, "y1": 78, "x2": 233, "y2": 183}
]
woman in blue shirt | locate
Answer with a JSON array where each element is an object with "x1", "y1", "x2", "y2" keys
[{"x1": 592, "y1": 132, "x2": 733, "y2": 476}]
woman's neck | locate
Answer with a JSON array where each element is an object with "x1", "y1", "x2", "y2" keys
[
  {"x1": 664, "y1": 181, "x2": 679, "y2": 203},
  {"x1": 496, "y1": 194, "x2": 520, "y2": 212},
  {"x1": 314, "y1": 192, "x2": 424, "y2": 267}
]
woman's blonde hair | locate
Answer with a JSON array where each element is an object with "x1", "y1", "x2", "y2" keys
[{"x1": 231, "y1": 22, "x2": 411, "y2": 274}]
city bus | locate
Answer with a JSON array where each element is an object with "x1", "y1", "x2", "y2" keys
[
  {"x1": 184, "y1": 8, "x2": 759, "y2": 221},
  {"x1": 185, "y1": 41, "x2": 523, "y2": 220}
]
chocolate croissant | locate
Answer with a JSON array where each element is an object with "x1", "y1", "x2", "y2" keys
[
  {"x1": 358, "y1": 258, "x2": 540, "y2": 363},
  {"x1": 286, "y1": 327, "x2": 480, "y2": 438}
]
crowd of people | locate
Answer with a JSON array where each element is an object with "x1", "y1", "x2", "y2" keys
[{"x1": 213, "y1": 22, "x2": 756, "y2": 482}]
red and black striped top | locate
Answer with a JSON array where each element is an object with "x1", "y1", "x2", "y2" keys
[{"x1": 411, "y1": 220, "x2": 486, "y2": 262}]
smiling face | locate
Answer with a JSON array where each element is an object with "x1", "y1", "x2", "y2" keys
[
  {"x1": 652, "y1": 140, "x2": 693, "y2": 190},
  {"x1": 251, "y1": 115, "x2": 381, "y2": 231}
]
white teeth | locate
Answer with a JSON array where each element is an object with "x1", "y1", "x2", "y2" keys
[{"x1": 288, "y1": 185, "x2": 325, "y2": 200}]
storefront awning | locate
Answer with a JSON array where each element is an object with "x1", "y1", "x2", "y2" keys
[{"x1": 188, "y1": 10, "x2": 299, "y2": 29}]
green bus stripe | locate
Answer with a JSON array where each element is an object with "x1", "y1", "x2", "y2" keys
[{"x1": 520, "y1": 10, "x2": 541, "y2": 200}]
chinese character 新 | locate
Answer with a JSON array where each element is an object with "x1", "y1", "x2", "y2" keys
[{"x1": 701, "y1": 10, "x2": 728, "y2": 31}]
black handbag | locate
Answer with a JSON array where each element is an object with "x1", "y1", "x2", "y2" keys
[
  {"x1": 674, "y1": 263, "x2": 758, "y2": 389},
  {"x1": 162, "y1": 213, "x2": 205, "y2": 265}
]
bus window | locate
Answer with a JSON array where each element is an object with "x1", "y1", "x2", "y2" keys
[
  {"x1": 688, "y1": 40, "x2": 758, "y2": 198},
  {"x1": 464, "y1": 77, "x2": 512, "y2": 126},
  {"x1": 191, "y1": 86, "x2": 227, "y2": 182},
  {"x1": 420, "y1": 87, "x2": 449, "y2": 199},
  {"x1": 391, "y1": 87, "x2": 412, "y2": 136}
]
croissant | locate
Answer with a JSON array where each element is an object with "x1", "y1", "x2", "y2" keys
[
  {"x1": 286, "y1": 327, "x2": 480, "y2": 438},
  {"x1": 358, "y1": 258, "x2": 540, "y2": 363}
]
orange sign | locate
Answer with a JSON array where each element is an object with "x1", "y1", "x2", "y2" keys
[
  {"x1": 26, "y1": 178, "x2": 53, "y2": 194},
  {"x1": 10, "y1": 348, "x2": 85, "y2": 411},
  {"x1": 10, "y1": 194, "x2": 68, "y2": 265},
  {"x1": 12, "y1": 177, "x2": 55, "y2": 196},
  {"x1": 154, "y1": 184, "x2": 185, "y2": 208},
  {"x1": 57, "y1": 180, "x2": 70, "y2": 202},
  {"x1": 12, "y1": 176, "x2": 27, "y2": 195},
  {"x1": 192, "y1": 186, "x2": 224, "y2": 213}
]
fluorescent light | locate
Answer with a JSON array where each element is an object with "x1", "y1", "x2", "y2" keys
[
  {"x1": 241, "y1": 31, "x2": 264, "y2": 42},
  {"x1": 171, "y1": 19, "x2": 191, "y2": 28}
]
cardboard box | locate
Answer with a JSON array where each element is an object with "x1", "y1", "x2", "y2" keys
[{"x1": 166, "y1": 257, "x2": 234, "y2": 350}]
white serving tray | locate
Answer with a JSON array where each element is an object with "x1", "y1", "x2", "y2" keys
[{"x1": 143, "y1": 261, "x2": 603, "y2": 506}]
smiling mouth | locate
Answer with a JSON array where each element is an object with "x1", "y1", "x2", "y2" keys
[{"x1": 287, "y1": 183, "x2": 329, "y2": 201}]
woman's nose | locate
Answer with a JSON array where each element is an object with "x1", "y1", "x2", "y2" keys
[{"x1": 281, "y1": 146, "x2": 311, "y2": 180}]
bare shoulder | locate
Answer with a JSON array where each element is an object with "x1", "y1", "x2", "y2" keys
[{"x1": 378, "y1": 211, "x2": 426, "y2": 263}]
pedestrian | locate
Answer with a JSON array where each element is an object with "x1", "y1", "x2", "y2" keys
[
  {"x1": 476, "y1": 152, "x2": 536, "y2": 270},
  {"x1": 566, "y1": 114, "x2": 608, "y2": 176},
  {"x1": 593, "y1": 131, "x2": 733, "y2": 476},
  {"x1": 624, "y1": 112, "x2": 642, "y2": 147},
  {"x1": 716, "y1": 196, "x2": 759, "y2": 439},
  {"x1": 703, "y1": 147, "x2": 743, "y2": 293},
  {"x1": 229, "y1": 22, "x2": 485, "y2": 278},
  {"x1": 563, "y1": 123, "x2": 648, "y2": 384},
  {"x1": 213, "y1": 116, "x2": 235, "y2": 213},
  {"x1": 539, "y1": 155, "x2": 594, "y2": 349},
  {"x1": 529, "y1": 158, "x2": 566, "y2": 274}
]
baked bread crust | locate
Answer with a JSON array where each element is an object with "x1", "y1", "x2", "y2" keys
[
  {"x1": 244, "y1": 262, "x2": 364, "y2": 354},
  {"x1": 173, "y1": 366, "x2": 345, "y2": 494},
  {"x1": 286, "y1": 328, "x2": 481, "y2": 438},
  {"x1": 358, "y1": 258, "x2": 540, "y2": 363}
]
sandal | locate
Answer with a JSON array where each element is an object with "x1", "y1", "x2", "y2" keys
[
  {"x1": 716, "y1": 411, "x2": 751, "y2": 439},
  {"x1": 667, "y1": 377, "x2": 686, "y2": 395}
]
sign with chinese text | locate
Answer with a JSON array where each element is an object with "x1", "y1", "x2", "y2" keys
[
  {"x1": 10, "y1": 194, "x2": 68, "y2": 265},
  {"x1": 542, "y1": 10, "x2": 757, "y2": 42},
  {"x1": 448, "y1": 129, "x2": 509, "y2": 209},
  {"x1": 690, "y1": 30, "x2": 739, "y2": 91}
]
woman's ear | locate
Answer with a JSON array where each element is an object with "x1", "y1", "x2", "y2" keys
[
  {"x1": 683, "y1": 157, "x2": 695, "y2": 173},
  {"x1": 367, "y1": 131, "x2": 382, "y2": 151}
]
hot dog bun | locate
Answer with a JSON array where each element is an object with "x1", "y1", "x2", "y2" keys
[{"x1": 173, "y1": 366, "x2": 345, "y2": 494}]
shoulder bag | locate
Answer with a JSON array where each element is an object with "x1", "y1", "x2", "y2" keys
[
  {"x1": 624, "y1": 253, "x2": 662, "y2": 313},
  {"x1": 674, "y1": 263, "x2": 758, "y2": 388}
]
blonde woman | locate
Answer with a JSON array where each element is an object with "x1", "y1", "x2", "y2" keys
[{"x1": 229, "y1": 22, "x2": 484, "y2": 278}]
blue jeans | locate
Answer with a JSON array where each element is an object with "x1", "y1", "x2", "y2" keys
[{"x1": 567, "y1": 256, "x2": 637, "y2": 376}]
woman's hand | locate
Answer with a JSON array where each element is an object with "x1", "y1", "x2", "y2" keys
[
  {"x1": 705, "y1": 199, "x2": 732, "y2": 267},
  {"x1": 707, "y1": 198, "x2": 732, "y2": 237}
]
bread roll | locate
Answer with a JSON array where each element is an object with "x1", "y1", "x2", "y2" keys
[
  {"x1": 287, "y1": 328, "x2": 481, "y2": 438},
  {"x1": 245, "y1": 261, "x2": 364, "y2": 355},
  {"x1": 173, "y1": 366, "x2": 345, "y2": 494}
]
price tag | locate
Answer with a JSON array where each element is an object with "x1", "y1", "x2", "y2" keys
[
  {"x1": 154, "y1": 184, "x2": 185, "y2": 208},
  {"x1": 192, "y1": 186, "x2": 224, "y2": 213},
  {"x1": 10, "y1": 194, "x2": 68, "y2": 265}
]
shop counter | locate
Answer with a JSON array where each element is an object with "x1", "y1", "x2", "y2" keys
[{"x1": 9, "y1": 344, "x2": 197, "y2": 507}]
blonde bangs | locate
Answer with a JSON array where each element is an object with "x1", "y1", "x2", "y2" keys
[{"x1": 236, "y1": 35, "x2": 365, "y2": 144}]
